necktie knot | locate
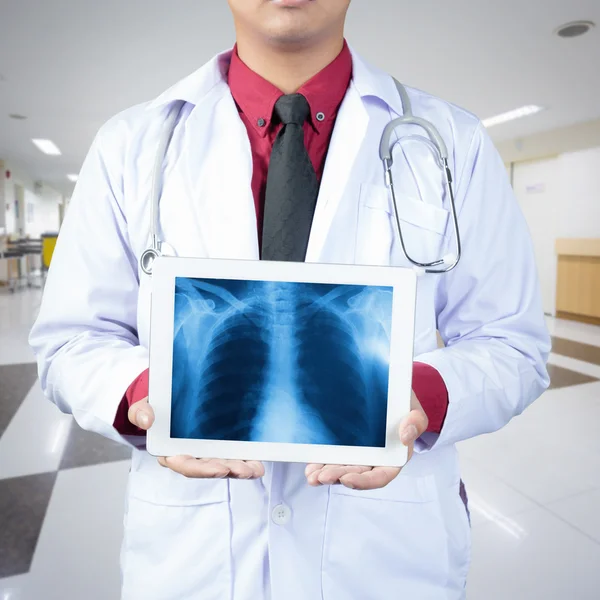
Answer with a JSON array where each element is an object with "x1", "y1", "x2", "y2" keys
[{"x1": 274, "y1": 94, "x2": 310, "y2": 126}]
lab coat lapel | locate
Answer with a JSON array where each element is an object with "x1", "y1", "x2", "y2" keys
[
  {"x1": 184, "y1": 90, "x2": 258, "y2": 261},
  {"x1": 306, "y1": 84, "x2": 369, "y2": 262},
  {"x1": 159, "y1": 48, "x2": 400, "y2": 264}
]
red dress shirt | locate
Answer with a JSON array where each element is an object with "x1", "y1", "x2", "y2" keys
[
  {"x1": 229, "y1": 42, "x2": 352, "y2": 241},
  {"x1": 114, "y1": 43, "x2": 449, "y2": 436}
]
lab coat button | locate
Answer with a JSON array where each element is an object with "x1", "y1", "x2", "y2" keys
[{"x1": 271, "y1": 504, "x2": 291, "y2": 525}]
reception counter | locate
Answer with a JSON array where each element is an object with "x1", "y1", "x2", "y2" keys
[{"x1": 555, "y1": 238, "x2": 600, "y2": 325}]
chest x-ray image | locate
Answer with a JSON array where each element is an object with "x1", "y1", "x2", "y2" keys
[{"x1": 171, "y1": 277, "x2": 394, "y2": 448}]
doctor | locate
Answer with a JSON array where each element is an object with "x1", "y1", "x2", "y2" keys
[{"x1": 30, "y1": 0, "x2": 550, "y2": 598}]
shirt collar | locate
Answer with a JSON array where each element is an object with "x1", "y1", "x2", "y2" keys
[
  {"x1": 299, "y1": 41, "x2": 353, "y2": 134},
  {"x1": 146, "y1": 45, "x2": 405, "y2": 120},
  {"x1": 228, "y1": 41, "x2": 353, "y2": 138},
  {"x1": 228, "y1": 47, "x2": 282, "y2": 138}
]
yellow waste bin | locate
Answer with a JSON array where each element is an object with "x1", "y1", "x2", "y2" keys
[{"x1": 42, "y1": 233, "x2": 58, "y2": 271}]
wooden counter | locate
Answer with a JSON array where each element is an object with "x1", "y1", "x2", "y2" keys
[{"x1": 555, "y1": 239, "x2": 600, "y2": 325}]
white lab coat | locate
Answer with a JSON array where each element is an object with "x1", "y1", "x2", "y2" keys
[{"x1": 30, "y1": 47, "x2": 550, "y2": 600}]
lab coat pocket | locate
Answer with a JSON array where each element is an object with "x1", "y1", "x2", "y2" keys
[
  {"x1": 322, "y1": 474, "x2": 452, "y2": 599},
  {"x1": 355, "y1": 183, "x2": 450, "y2": 268},
  {"x1": 121, "y1": 452, "x2": 231, "y2": 599},
  {"x1": 329, "y1": 471, "x2": 436, "y2": 503},
  {"x1": 128, "y1": 450, "x2": 229, "y2": 506}
]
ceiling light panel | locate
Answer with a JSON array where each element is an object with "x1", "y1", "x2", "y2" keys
[
  {"x1": 32, "y1": 139, "x2": 62, "y2": 156},
  {"x1": 482, "y1": 106, "x2": 545, "y2": 128}
]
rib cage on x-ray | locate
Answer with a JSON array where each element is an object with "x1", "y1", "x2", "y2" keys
[{"x1": 171, "y1": 278, "x2": 393, "y2": 447}]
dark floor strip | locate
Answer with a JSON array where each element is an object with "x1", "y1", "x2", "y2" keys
[
  {"x1": 0, "y1": 472, "x2": 57, "y2": 578},
  {"x1": 551, "y1": 337, "x2": 600, "y2": 367},
  {"x1": 0, "y1": 363, "x2": 38, "y2": 437},
  {"x1": 547, "y1": 364, "x2": 598, "y2": 390},
  {"x1": 59, "y1": 420, "x2": 131, "y2": 470}
]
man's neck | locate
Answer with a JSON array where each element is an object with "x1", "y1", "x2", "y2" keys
[{"x1": 236, "y1": 36, "x2": 345, "y2": 94}]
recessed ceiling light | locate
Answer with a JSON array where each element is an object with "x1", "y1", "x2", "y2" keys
[
  {"x1": 67, "y1": 174, "x2": 78, "y2": 182},
  {"x1": 555, "y1": 21, "x2": 595, "y2": 38},
  {"x1": 9, "y1": 114, "x2": 27, "y2": 120},
  {"x1": 32, "y1": 138, "x2": 62, "y2": 156},
  {"x1": 482, "y1": 105, "x2": 545, "y2": 128}
]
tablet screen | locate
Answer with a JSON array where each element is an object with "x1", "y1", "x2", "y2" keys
[{"x1": 170, "y1": 277, "x2": 393, "y2": 448}]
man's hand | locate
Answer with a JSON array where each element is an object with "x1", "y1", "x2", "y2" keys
[
  {"x1": 305, "y1": 391, "x2": 429, "y2": 490},
  {"x1": 128, "y1": 398, "x2": 265, "y2": 479}
]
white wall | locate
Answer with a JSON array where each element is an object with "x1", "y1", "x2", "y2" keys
[
  {"x1": 0, "y1": 162, "x2": 62, "y2": 283},
  {"x1": 513, "y1": 146, "x2": 600, "y2": 315},
  {"x1": 497, "y1": 118, "x2": 600, "y2": 165},
  {"x1": 0, "y1": 161, "x2": 5, "y2": 234},
  {"x1": 4, "y1": 164, "x2": 30, "y2": 236},
  {"x1": 2, "y1": 163, "x2": 61, "y2": 237},
  {"x1": 513, "y1": 158, "x2": 560, "y2": 315},
  {"x1": 24, "y1": 189, "x2": 61, "y2": 237},
  {"x1": 556, "y1": 148, "x2": 600, "y2": 238}
]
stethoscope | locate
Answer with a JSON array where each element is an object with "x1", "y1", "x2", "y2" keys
[{"x1": 140, "y1": 79, "x2": 461, "y2": 276}]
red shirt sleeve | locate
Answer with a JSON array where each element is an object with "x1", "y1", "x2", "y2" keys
[
  {"x1": 114, "y1": 365, "x2": 448, "y2": 437},
  {"x1": 412, "y1": 362, "x2": 449, "y2": 434},
  {"x1": 113, "y1": 368, "x2": 149, "y2": 436}
]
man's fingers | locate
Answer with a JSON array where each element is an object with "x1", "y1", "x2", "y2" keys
[
  {"x1": 159, "y1": 456, "x2": 231, "y2": 479},
  {"x1": 318, "y1": 465, "x2": 371, "y2": 485},
  {"x1": 157, "y1": 457, "x2": 265, "y2": 480},
  {"x1": 128, "y1": 397, "x2": 155, "y2": 430},
  {"x1": 340, "y1": 466, "x2": 401, "y2": 490},
  {"x1": 306, "y1": 464, "x2": 325, "y2": 486},
  {"x1": 398, "y1": 408, "x2": 428, "y2": 446},
  {"x1": 222, "y1": 460, "x2": 265, "y2": 479},
  {"x1": 306, "y1": 465, "x2": 371, "y2": 486},
  {"x1": 305, "y1": 464, "x2": 324, "y2": 478},
  {"x1": 316, "y1": 465, "x2": 348, "y2": 485},
  {"x1": 243, "y1": 461, "x2": 266, "y2": 479}
]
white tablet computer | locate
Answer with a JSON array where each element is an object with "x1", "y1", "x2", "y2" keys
[{"x1": 147, "y1": 257, "x2": 417, "y2": 467}]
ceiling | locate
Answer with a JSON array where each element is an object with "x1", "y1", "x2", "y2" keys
[{"x1": 0, "y1": 0, "x2": 599, "y2": 196}]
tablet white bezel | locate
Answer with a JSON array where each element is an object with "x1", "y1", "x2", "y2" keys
[{"x1": 147, "y1": 257, "x2": 416, "y2": 467}]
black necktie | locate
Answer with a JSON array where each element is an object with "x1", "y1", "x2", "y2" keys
[{"x1": 262, "y1": 94, "x2": 319, "y2": 262}]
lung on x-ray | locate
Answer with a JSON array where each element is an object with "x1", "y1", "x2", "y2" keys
[{"x1": 170, "y1": 277, "x2": 393, "y2": 448}]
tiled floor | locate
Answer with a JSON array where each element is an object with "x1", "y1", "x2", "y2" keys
[{"x1": 1, "y1": 288, "x2": 599, "y2": 599}]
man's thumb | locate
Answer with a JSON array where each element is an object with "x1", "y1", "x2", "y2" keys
[{"x1": 128, "y1": 397, "x2": 155, "y2": 430}]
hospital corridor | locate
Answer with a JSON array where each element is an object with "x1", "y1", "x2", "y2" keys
[{"x1": 1, "y1": 1, "x2": 600, "y2": 599}]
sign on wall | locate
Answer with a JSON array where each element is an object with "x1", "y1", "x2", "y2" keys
[{"x1": 525, "y1": 183, "x2": 546, "y2": 194}]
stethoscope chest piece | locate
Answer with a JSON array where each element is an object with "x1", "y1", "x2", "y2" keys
[{"x1": 140, "y1": 247, "x2": 160, "y2": 275}]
